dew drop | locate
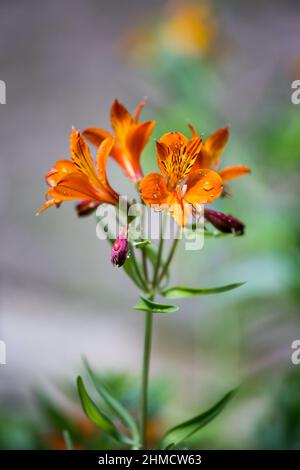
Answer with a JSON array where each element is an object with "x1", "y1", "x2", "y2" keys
[{"x1": 203, "y1": 181, "x2": 213, "y2": 191}]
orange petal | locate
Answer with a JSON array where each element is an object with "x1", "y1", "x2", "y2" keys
[
  {"x1": 125, "y1": 120, "x2": 156, "y2": 178},
  {"x1": 188, "y1": 123, "x2": 197, "y2": 138},
  {"x1": 156, "y1": 133, "x2": 202, "y2": 186},
  {"x1": 169, "y1": 198, "x2": 191, "y2": 227},
  {"x1": 139, "y1": 173, "x2": 169, "y2": 207},
  {"x1": 70, "y1": 128, "x2": 107, "y2": 195},
  {"x1": 219, "y1": 165, "x2": 251, "y2": 182},
  {"x1": 133, "y1": 98, "x2": 146, "y2": 123},
  {"x1": 110, "y1": 99, "x2": 132, "y2": 145},
  {"x1": 35, "y1": 198, "x2": 61, "y2": 216},
  {"x1": 185, "y1": 169, "x2": 223, "y2": 205},
  {"x1": 46, "y1": 159, "x2": 77, "y2": 186},
  {"x1": 47, "y1": 172, "x2": 102, "y2": 201},
  {"x1": 82, "y1": 127, "x2": 111, "y2": 146},
  {"x1": 96, "y1": 136, "x2": 119, "y2": 200},
  {"x1": 159, "y1": 131, "x2": 188, "y2": 150},
  {"x1": 83, "y1": 127, "x2": 124, "y2": 161},
  {"x1": 156, "y1": 140, "x2": 170, "y2": 180},
  {"x1": 186, "y1": 135, "x2": 202, "y2": 158},
  {"x1": 203, "y1": 127, "x2": 229, "y2": 166}
]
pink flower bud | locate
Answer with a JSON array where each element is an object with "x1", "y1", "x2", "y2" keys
[
  {"x1": 76, "y1": 200, "x2": 100, "y2": 217},
  {"x1": 204, "y1": 209, "x2": 245, "y2": 235},
  {"x1": 111, "y1": 229, "x2": 129, "y2": 267}
]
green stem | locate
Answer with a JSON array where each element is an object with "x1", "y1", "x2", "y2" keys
[
  {"x1": 157, "y1": 231, "x2": 180, "y2": 285},
  {"x1": 152, "y1": 221, "x2": 164, "y2": 289},
  {"x1": 130, "y1": 246, "x2": 148, "y2": 292},
  {"x1": 142, "y1": 249, "x2": 149, "y2": 286},
  {"x1": 140, "y1": 309, "x2": 153, "y2": 449}
]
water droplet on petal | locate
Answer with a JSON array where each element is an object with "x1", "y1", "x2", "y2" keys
[{"x1": 203, "y1": 181, "x2": 213, "y2": 191}]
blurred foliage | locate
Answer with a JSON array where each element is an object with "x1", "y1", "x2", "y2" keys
[{"x1": 0, "y1": 372, "x2": 170, "y2": 450}]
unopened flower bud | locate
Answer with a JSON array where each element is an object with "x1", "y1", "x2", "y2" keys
[
  {"x1": 76, "y1": 200, "x2": 100, "y2": 217},
  {"x1": 204, "y1": 209, "x2": 245, "y2": 235},
  {"x1": 111, "y1": 228, "x2": 129, "y2": 267}
]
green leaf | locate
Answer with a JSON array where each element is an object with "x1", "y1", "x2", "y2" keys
[
  {"x1": 77, "y1": 376, "x2": 133, "y2": 446},
  {"x1": 123, "y1": 253, "x2": 146, "y2": 291},
  {"x1": 134, "y1": 295, "x2": 179, "y2": 314},
  {"x1": 63, "y1": 430, "x2": 74, "y2": 450},
  {"x1": 204, "y1": 229, "x2": 233, "y2": 238},
  {"x1": 161, "y1": 389, "x2": 237, "y2": 449},
  {"x1": 161, "y1": 282, "x2": 246, "y2": 299},
  {"x1": 83, "y1": 359, "x2": 140, "y2": 444},
  {"x1": 35, "y1": 391, "x2": 82, "y2": 441},
  {"x1": 133, "y1": 240, "x2": 151, "y2": 249}
]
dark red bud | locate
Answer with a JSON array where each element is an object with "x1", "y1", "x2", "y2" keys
[
  {"x1": 111, "y1": 229, "x2": 129, "y2": 267},
  {"x1": 76, "y1": 200, "x2": 100, "y2": 217},
  {"x1": 204, "y1": 209, "x2": 245, "y2": 235}
]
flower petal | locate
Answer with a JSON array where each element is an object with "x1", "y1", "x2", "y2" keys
[
  {"x1": 47, "y1": 172, "x2": 116, "y2": 204},
  {"x1": 219, "y1": 165, "x2": 251, "y2": 182},
  {"x1": 110, "y1": 99, "x2": 132, "y2": 145},
  {"x1": 139, "y1": 173, "x2": 169, "y2": 207},
  {"x1": 192, "y1": 127, "x2": 229, "y2": 171},
  {"x1": 156, "y1": 133, "x2": 202, "y2": 186},
  {"x1": 169, "y1": 199, "x2": 191, "y2": 227},
  {"x1": 156, "y1": 140, "x2": 170, "y2": 180},
  {"x1": 185, "y1": 169, "x2": 223, "y2": 204},
  {"x1": 96, "y1": 136, "x2": 119, "y2": 200},
  {"x1": 133, "y1": 98, "x2": 146, "y2": 123},
  {"x1": 159, "y1": 131, "x2": 188, "y2": 151},
  {"x1": 46, "y1": 159, "x2": 77, "y2": 187},
  {"x1": 125, "y1": 120, "x2": 156, "y2": 178},
  {"x1": 70, "y1": 128, "x2": 101, "y2": 190},
  {"x1": 204, "y1": 127, "x2": 229, "y2": 165},
  {"x1": 36, "y1": 198, "x2": 61, "y2": 216},
  {"x1": 83, "y1": 127, "x2": 124, "y2": 161}
]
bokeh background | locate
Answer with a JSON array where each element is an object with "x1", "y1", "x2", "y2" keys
[{"x1": 1, "y1": 0, "x2": 300, "y2": 449}]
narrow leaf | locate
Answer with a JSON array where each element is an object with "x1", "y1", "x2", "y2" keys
[
  {"x1": 134, "y1": 240, "x2": 151, "y2": 248},
  {"x1": 162, "y1": 389, "x2": 237, "y2": 449},
  {"x1": 63, "y1": 430, "x2": 74, "y2": 450},
  {"x1": 77, "y1": 376, "x2": 133, "y2": 446},
  {"x1": 83, "y1": 359, "x2": 140, "y2": 444},
  {"x1": 161, "y1": 282, "x2": 245, "y2": 299},
  {"x1": 134, "y1": 295, "x2": 179, "y2": 314}
]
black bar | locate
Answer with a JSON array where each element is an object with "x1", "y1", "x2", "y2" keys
[{"x1": 0, "y1": 450, "x2": 299, "y2": 467}]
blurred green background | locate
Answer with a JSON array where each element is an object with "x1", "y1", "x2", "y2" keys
[{"x1": 0, "y1": 0, "x2": 300, "y2": 449}]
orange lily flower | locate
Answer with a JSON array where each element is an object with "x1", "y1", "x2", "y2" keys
[
  {"x1": 36, "y1": 128, "x2": 119, "y2": 216},
  {"x1": 139, "y1": 131, "x2": 223, "y2": 227},
  {"x1": 83, "y1": 99, "x2": 156, "y2": 183},
  {"x1": 189, "y1": 125, "x2": 251, "y2": 183}
]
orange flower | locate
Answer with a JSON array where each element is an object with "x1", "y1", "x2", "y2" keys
[
  {"x1": 36, "y1": 128, "x2": 119, "y2": 216},
  {"x1": 161, "y1": 2, "x2": 217, "y2": 58},
  {"x1": 139, "y1": 131, "x2": 223, "y2": 227},
  {"x1": 83, "y1": 99, "x2": 156, "y2": 183},
  {"x1": 189, "y1": 125, "x2": 251, "y2": 183}
]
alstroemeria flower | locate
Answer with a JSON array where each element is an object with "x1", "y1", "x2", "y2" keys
[
  {"x1": 139, "y1": 131, "x2": 223, "y2": 227},
  {"x1": 189, "y1": 125, "x2": 251, "y2": 184},
  {"x1": 83, "y1": 99, "x2": 156, "y2": 183},
  {"x1": 36, "y1": 129, "x2": 119, "y2": 216}
]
